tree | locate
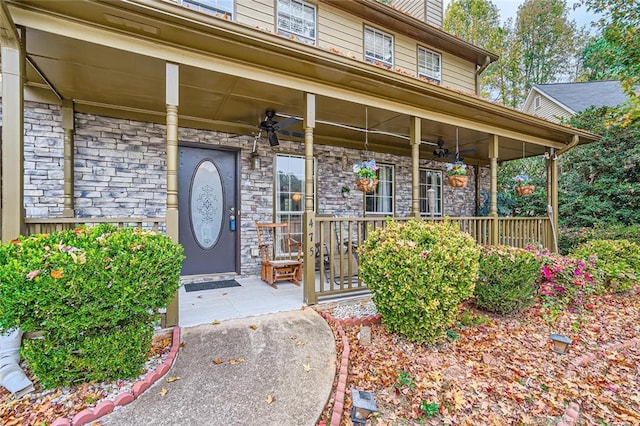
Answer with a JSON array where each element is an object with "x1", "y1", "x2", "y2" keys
[
  {"x1": 443, "y1": 0, "x2": 505, "y2": 99},
  {"x1": 512, "y1": 0, "x2": 580, "y2": 105},
  {"x1": 578, "y1": 0, "x2": 640, "y2": 125}
]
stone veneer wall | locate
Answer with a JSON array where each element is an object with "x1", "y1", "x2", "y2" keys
[{"x1": 11, "y1": 101, "x2": 489, "y2": 275}]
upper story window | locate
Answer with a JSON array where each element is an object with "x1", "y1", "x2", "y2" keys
[
  {"x1": 417, "y1": 46, "x2": 441, "y2": 83},
  {"x1": 534, "y1": 95, "x2": 541, "y2": 109},
  {"x1": 364, "y1": 26, "x2": 394, "y2": 68},
  {"x1": 277, "y1": 0, "x2": 317, "y2": 45},
  {"x1": 419, "y1": 169, "x2": 443, "y2": 217},
  {"x1": 365, "y1": 164, "x2": 394, "y2": 215},
  {"x1": 181, "y1": 0, "x2": 234, "y2": 19}
]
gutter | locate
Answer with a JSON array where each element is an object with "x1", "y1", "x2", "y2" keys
[
  {"x1": 556, "y1": 134, "x2": 580, "y2": 156},
  {"x1": 475, "y1": 55, "x2": 492, "y2": 95}
]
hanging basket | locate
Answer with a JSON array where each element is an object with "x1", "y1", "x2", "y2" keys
[
  {"x1": 447, "y1": 175, "x2": 468, "y2": 188},
  {"x1": 355, "y1": 177, "x2": 378, "y2": 193},
  {"x1": 515, "y1": 185, "x2": 535, "y2": 196}
]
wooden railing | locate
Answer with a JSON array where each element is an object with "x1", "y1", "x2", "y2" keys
[
  {"x1": 24, "y1": 217, "x2": 166, "y2": 236},
  {"x1": 312, "y1": 216, "x2": 551, "y2": 301}
]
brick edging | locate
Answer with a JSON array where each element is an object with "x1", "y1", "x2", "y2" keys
[
  {"x1": 557, "y1": 337, "x2": 640, "y2": 425},
  {"x1": 317, "y1": 311, "x2": 382, "y2": 426},
  {"x1": 51, "y1": 326, "x2": 181, "y2": 426}
]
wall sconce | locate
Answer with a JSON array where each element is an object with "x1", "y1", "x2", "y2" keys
[
  {"x1": 341, "y1": 152, "x2": 349, "y2": 171},
  {"x1": 250, "y1": 150, "x2": 260, "y2": 170},
  {"x1": 550, "y1": 334, "x2": 572, "y2": 354},
  {"x1": 291, "y1": 192, "x2": 302, "y2": 202},
  {"x1": 350, "y1": 389, "x2": 377, "y2": 424}
]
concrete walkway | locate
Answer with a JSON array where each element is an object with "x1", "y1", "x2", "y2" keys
[{"x1": 100, "y1": 308, "x2": 335, "y2": 426}]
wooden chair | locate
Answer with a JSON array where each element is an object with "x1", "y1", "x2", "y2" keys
[{"x1": 255, "y1": 222, "x2": 303, "y2": 288}]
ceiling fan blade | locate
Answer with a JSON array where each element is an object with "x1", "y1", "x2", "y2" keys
[
  {"x1": 275, "y1": 116, "x2": 301, "y2": 130},
  {"x1": 278, "y1": 129, "x2": 305, "y2": 139}
]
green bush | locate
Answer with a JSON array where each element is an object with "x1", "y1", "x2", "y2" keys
[
  {"x1": 474, "y1": 246, "x2": 540, "y2": 315},
  {"x1": 570, "y1": 239, "x2": 640, "y2": 293},
  {"x1": 358, "y1": 218, "x2": 480, "y2": 344},
  {"x1": 0, "y1": 224, "x2": 184, "y2": 388},
  {"x1": 559, "y1": 224, "x2": 640, "y2": 254}
]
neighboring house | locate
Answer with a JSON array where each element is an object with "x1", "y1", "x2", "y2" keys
[
  {"x1": 0, "y1": 0, "x2": 598, "y2": 325},
  {"x1": 522, "y1": 80, "x2": 629, "y2": 123}
]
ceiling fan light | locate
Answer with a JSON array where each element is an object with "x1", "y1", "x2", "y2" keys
[{"x1": 267, "y1": 129, "x2": 279, "y2": 147}]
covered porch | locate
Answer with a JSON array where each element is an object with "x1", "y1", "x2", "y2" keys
[{"x1": 1, "y1": 0, "x2": 598, "y2": 326}]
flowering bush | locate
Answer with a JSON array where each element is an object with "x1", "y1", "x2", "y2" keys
[
  {"x1": 513, "y1": 174, "x2": 531, "y2": 186},
  {"x1": 353, "y1": 159, "x2": 378, "y2": 179},
  {"x1": 525, "y1": 245, "x2": 603, "y2": 319},
  {"x1": 446, "y1": 161, "x2": 467, "y2": 176}
]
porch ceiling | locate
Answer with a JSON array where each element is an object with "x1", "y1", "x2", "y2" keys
[{"x1": 6, "y1": 0, "x2": 599, "y2": 165}]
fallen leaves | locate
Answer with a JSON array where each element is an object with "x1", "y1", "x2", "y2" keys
[
  {"x1": 336, "y1": 290, "x2": 640, "y2": 424},
  {"x1": 265, "y1": 394, "x2": 275, "y2": 404},
  {"x1": 212, "y1": 320, "x2": 221, "y2": 325},
  {"x1": 303, "y1": 363, "x2": 312, "y2": 372},
  {"x1": 229, "y1": 357, "x2": 245, "y2": 365},
  {"x1": 165, "y1": 376, "x2": 180, "y2": 383},
  {"x1": 249, "y1": 324, "x2": 258, "y2": 330},
  {"x1": 158, "y1": 388, "x2": 169, "y2": 397}
]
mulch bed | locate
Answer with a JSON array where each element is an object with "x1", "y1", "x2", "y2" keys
[
  {"x1": 319, "y1": 288, "x2": 640, "y2": 425},
  {"x1": 0, "y1": 330, "x2": 173, "y2": 426}
]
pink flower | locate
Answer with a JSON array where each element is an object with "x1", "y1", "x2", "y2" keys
[{"x1": 542, "y1": 266, "x2": 555, "y2": 279}]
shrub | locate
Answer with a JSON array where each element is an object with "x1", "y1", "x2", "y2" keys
[
  {"x1": 0, "y1": 224, "x2": 184, "y2": 388},
  {"x1": 570, "y1": 239, "x2": 640, "y2": 293},
  {"x1": 474, "y1": 246, "x2": 540, "y2": 315},
  {"x1": 559, "y1": 224, "x2": 640, "y2": 254},
  {"x1": 358, "y1": 219, "x2": 480, "y2": 344},
  {"x1": 526, "y1": 246, "x2": 603, "y2": 319}
]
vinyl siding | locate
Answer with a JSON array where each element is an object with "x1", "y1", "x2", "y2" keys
[
  {"x1": 523, "y1": 96, "x2": 573, "y2": 123},
  {"x1": 394, "y1": 33, "x2": 416, "y2": 71},
  {"x1": 392, "y1": 0, "x2": 425, "y2": 22},
  {"x1": 426, "y1": 0, "x2": 443, "y2": 27},
  {"x1": 317, "y1": 4, "x2": 363, "y2": 57},
  {"x1": 441, "y1": 53, "x2": 475, "y2": 93},
  {"x1": 236, "y1": 0, "x2": 274, "y2": 30}
]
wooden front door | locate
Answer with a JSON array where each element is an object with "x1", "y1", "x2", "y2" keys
[{"x1": 178, "y1": 145, "x2": 240, "y2": 275}]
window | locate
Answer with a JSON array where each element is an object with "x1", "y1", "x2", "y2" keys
[
  {"x1": 534, "y1": 95, "x2": 541, "y2": 109},
  {"x1": 419, "y1": 169, "x2": 443, "y2": 217},
  {"x1": 275, "y1": 154, "x2": 314, "y2": 250},
  {"x1": 364, "y1": 26, "x2": 394, "y2": 68},
  {"x1": 181, "y1": 0, "x2": 234, "y2": 18},
  {"x1": 417, "y1": 46, "x2": 441, "y2": 83},
  {"x1": 277, "y1": 0, "x2": 316, "y2": 45},
  {"x1": 365, "y1": 164, "x2": 394, "y2": 215}
]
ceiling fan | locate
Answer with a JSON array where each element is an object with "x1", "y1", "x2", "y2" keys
[
  {"x1": 432, "y1": 130, "x2": 476, "y2": 161},
  {"x1": 257, "y1": 109, "x2": 303, "y2": 147}
]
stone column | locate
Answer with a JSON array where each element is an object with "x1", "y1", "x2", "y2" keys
[
  {"x1": 302, "y1": 93, "x2": 317, "y2": 305},
  {"x1": 164, "y1": 63, "x2": 179, "y2": 327},
  {"x1": 1, "y1": 41, "x2": 25, "y2": 241},
  {"x1": 410, "y1": 116, "x2": 421, "y2": 218},
  {"x1": 488, "y1": 134, "x2": 499, "y2": 245},
  {"x1": 62, "y1": 100, "x2": 75, "y2": 217}
]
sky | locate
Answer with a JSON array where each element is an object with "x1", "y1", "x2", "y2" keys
[{"x1": 443, "y1": 0, "x2": 601, "y2": 28}]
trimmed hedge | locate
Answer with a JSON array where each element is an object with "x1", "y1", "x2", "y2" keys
[
  {"x1": 358, "y1": 219, "x2": 480, "y2": 344},
  {"x1": 474, "y1": 246, "x2": 540, "y2": 315},
  {"x1": 0, "y1": 224, "x2": 184, "y2": 388}
]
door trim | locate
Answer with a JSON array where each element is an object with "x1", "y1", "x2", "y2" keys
[{"x1": 179, "y1": 141, "x2": 242, "y2": 275}]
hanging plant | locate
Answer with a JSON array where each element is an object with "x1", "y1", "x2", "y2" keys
[
  {"x1": 353, "y1": 160, "x2": 379, "y2": 193},
  {"x1": 514, "y1": 174, "x2": 535, "y2": 196},
  {"x1": 446, "y1": 161, "x2": 468, "y2": 188}
]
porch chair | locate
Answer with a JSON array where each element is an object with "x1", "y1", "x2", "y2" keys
[
  {"x1": 315, "y1": 216, "x2": 359, "y2": 284},
  {"x1": 255, "y1": 221, "x2": 303, "y2": 288}
]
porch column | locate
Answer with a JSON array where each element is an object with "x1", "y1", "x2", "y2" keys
[
  {"x1": 164, "y1": 63, "x2": 179, "y2": 327},
  {"x1": 1, "y1": 20, "x2": 25, "y2": 242},
  {"x1": 302, "y1": 93, "x2": 317, "y2": 305},
  {"x1": 62, "y1": 100, "x2": 75, "y2": 217},
  {"x1": 488, "y1": 134, "x2": 499, "y2": 245},
  {"x1": 410, "y1": 116, "x2": 421, "y2": 218},
  {"x1": 549, "y1": 148, "x2": 559, "y2": 252}
]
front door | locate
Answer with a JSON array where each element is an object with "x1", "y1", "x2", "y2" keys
[{"x1": 178, "y1": 145, "x2": 239, "y2": 275}]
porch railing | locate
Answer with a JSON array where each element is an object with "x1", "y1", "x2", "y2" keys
[
  {"x1": 24, "y1": 217, "x2": 166, "y2": 236},
  {"x1": 313, "y1": 216, "x2": 550, "y2": 301}
]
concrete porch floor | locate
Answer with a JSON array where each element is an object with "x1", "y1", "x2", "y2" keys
[{"x1": 179, "y1": 275, "x2": 305, "y2": 328}]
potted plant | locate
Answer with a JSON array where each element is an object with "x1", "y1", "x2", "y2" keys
[
  {"x1": 353, "y1": 160, "x2": 379, "y2": 192},
  {"x1": 446, "y1": 161, "x2": 468, "y2": 187},
  {"x1": 514, "y1": 174, "x2": 535, "y2": 196}
]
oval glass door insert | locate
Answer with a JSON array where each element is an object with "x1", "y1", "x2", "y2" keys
[{"x1": 190, "y1": 159, "x2": 224, "y2": 249}]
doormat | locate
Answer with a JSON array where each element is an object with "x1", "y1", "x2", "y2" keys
[{"x1": 184, "y1": 280, "x2": 241, "y2": 292}]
